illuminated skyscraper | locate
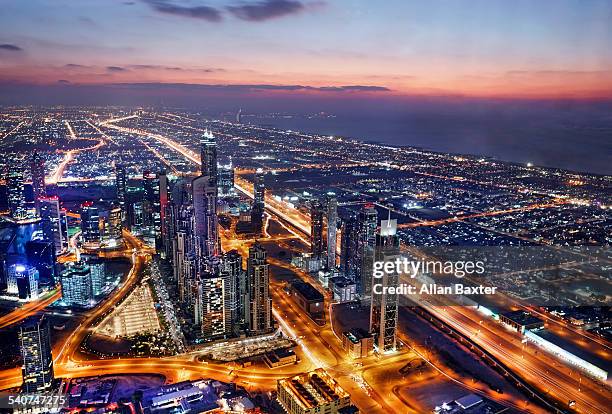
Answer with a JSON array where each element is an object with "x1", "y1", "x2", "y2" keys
[
  {"x1": 198, "y1": 268, "x2": 233, "y2": 340},
  {"x1": 60, "y1": 261, "x2": 94, "y2": 307},
  {"x1": 26, "y1": 240, "x2": 56, "y2": 286},
  {"x1": 192, "y1": 174, "x2": 219, "y2": 258},
  {"x1": 80, "y1": 202, "x2": 100, "y2": 248},
  {"x1": 251, "y1": 168, "x2": 265, "y2": 232},
  {"x1": 221, "y1": 250, "x2": 243, "y2": 327},
  {"x1": 115, "y1": 164, "x2": 128, "y2": 226},
  {"x1": 218, "y1": 159, "x2": 235, "y2": 197},
  {"x1": 7, "y1": 264, "x2": 39, "y2": 300},
  {"x1": 246, "y1": 243, "x2": 273, "y2": 335},
  {"x1": 200, "y1": 129, "x2": 218, "y2": 181},
  {"x1": 31, "y1": 151, "x2": 46, "y2": 214},
  {"x1": 326, "y1": 193, "x2": 338, "y2": 269},
  {"x1": 7, "y1": 166, "x2": 27, "y2": 220},
  {"x1": 355, "y1": 205, "x2": 378, "y2": 298},
  {"x1": 310, "y1": 200, "x2": 325, "y2": 260},
  {"x1": 19, "y1": 315, "x2": 54, "y2": 393},
  {"x1": 369, "y1": 216, "x2": 399, "y2": 353},
  {"x1": 39, "y1": 196, "x2": 64, "y2": 254},
  {"x1": 143, "y1": 171, "x2": 163, "y2": 250}
]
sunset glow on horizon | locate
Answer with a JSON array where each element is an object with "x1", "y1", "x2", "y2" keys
[{"x1": 1, "y1": 0, "x2": 611, "y2": 100}]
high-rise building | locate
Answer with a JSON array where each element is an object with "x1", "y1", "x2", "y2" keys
[
  {"x1": 19, "y1": 315, "x2": 54, "y2": 393},
  {"x1": 39, "y1": 196, "x2": 64, "y2": 254},
  {"x1": 218, "y1": 160, "x2": 235, "y2": 197},
  {"x1": 310, "y1": 200, "x2": 325, "y2": 260},
  {"x1": 355, "y1": 205, "x2": 378, "y2": 298},
  {"x1": 326, "y1": 193, "x2": 338, "y2": 270},
  {"x1": 31, "y1": 151, "x2": 46, "y2": 214},
  {"x1": 369, "y1": 216, "x2": 399, "y2": 353},
  {"x1": 339, "y1": 212, "x2": 357, "y2": 279},
  {"x1": 7, "y1": 264, "x2": 39, "y2": 300},
  {"x1": 26, "y1": 240, "x2": 56, "y2": 286},
  {"x1": 115, "y1": 164, "x2": 128, "y2": 226},
  {"x1": 197, "y1": 268, "x2": 233, "y2": 340},
  {"x1": 192, "y1": 174, "x2": 219, "y2": 258},
  {"x1": 60, "y1": 261, "x2": 94, "y2": 307},
  {"x1": 236, "y1": 108, "x2": 242, "y2": 124},
  {"x1": 251, "y1": 168, "x2": 265, "y2": 232},
  {"x1": 80, "y1": 202, "x2": 100, "y2": 247},
  {"x1": 7, "y1": 167, "x2": 27, "y2": 220},
  {"x1": 246, "y1": 243, "x2": 273, "y2": 335},
  {"x1": 143, "y1": 171, "x2": 163, "y2": 250},
  {"x1": 159, "y1": 172, "x2": 169, "y2": 256},
  {"x1": 200, "y1": 130, "x2": 218, "y2": 181},
  {"x1": 221, "y1": 250, "x2": 243, "y2": 327},
  {"x1": 99, "y1": 205, "x2": 122, "y2": 248}
]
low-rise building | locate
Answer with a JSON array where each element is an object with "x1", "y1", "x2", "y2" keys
[
  {"x1": 341, "y1": 328, "x2": 373, "y2": 359},
  {"x1": 277, "y1": 368, "x2": 358, "y2": 414},
  {"x1": 290, "y1": 280, "x2": 324, "y2": 318}
]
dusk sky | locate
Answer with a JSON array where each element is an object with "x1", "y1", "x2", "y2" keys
[{"x1": 1, "y1": 0, "x2": 612, "y2": 101}]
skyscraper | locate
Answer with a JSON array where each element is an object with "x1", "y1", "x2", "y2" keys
[
  {"x1": 7, "y1": 264, "x2": 39, "y2": 300},
  {"x1": 221, "y1": 250, "x2": 243, "y2": 327},
  {"x1": 192, "y1": 174, "x2": 219, "y2": 258},
  {"x1": 80, "y1": 202, "x2": 100, "y2": 248},
  {"x1": 200, "y1": 129, "x2": 218, "y2": 181},
  {"x1": 26, "y1": 240, "x2": 56, "y2": 286},
  {"x1": 310, "y1": 200, "x2": 325, "y2": 260},
  {"x1": 7, "y1": 166, "x2": 27, "y2": 220},
  {"x1": 355, "y1": 205, "x2": 378, "y2": 298},
  {"x1": 246, "y1": 243, "x2": 273, "y2": 335},
  {"x1": 218, "y1": 159, "x2": 235, "y2": 197},
  {"x1": 115, "y1": 164, "x2": 128, "y2": 226},
  {"x1": 198, "y1": 268, "x2": 233, "y2": 340},
  {"x1": 339, "y1": 212, "x2": 357, "y2": 279},
  {"x1": 60, "y1": 261, "x2": 94, "y2": 307},
  {"x1": 326, "y1": 193, "x2": 338, "y2": 269},
  {"x1": 193, "y1": 131, "x2": 219, "y2": 258},
  {"x1": 369, "y1": 216, "x2": 399, "y2": 353},
  {"x1": 251, "y1": 168, "x2": 265, "y2": 232},
  {"x1": 31, "y1": 151, "x2": 46, "y2": 214},
  {"x1": 143, "y1": 171, "x2": 163, "y2": 250},
  {"x1": 19, "y1": 315, "x2": 54, "y2": 393},
  {"x1": 39, "y1": 196, "x2": 64, "y2": 254}
]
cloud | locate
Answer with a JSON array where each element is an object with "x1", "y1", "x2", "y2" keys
[
  {"x1": 57, "y1": 79, "x2": 71, "y2": 85},
  {"x1": 142, "y1": 0, "x2": 223, "y2": 22},
  {"x1": 0, "y1": 44, "x2": 23, "y2": 52},
  {"x1": 64, "y1": 63, "x2": 90, "y2": 69},
  {"x1": 227, "y1": 0, "x2": 306, "y2": 21},
  {"x1": 107, "y1": 66, "x2": 128, "y2": 72},
  {"x1": 110, "y1": 82, "x2": 390, "y2": 93}
]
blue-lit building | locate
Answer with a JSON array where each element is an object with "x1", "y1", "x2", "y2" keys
[{"x1": 7, "y1": 263, "x2": 40, "y2": 300}]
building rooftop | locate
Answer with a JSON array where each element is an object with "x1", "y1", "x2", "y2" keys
[{"x1": 291, "y1": 280, "x2": 324, "y2": 302}]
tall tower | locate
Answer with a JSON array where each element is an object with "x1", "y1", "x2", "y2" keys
[
  {"x1": 251, "y1": 168, "x2": 265, "y2": 232},
  {"x1": 31, "y1": 151, "x2": 46, "y2": 214},
  {"x1": 236, "y1": 108, "x2": 242, "y2": 124},
  {"x1": 19, "y1": 315, "x2": 54, "y2": 393},
  {"x1": 198, "y1": 268, "x2": 233, "y2": 340},
  {"x1": 246, "y1": 243, "x2": 272, "y2": 335},
  {"x1": 370, "y1": 215, "x2": 399, "y2": 353},
  {"x1": 7, "y1": 166, "x2": 27, "y2": 220},
  {"x1": 143, "y1": 171, "x2": 162, "y2": 251},
  {"x1": 325, "y1": 193, "x2": 338, "y2": 269},
  {"x1": 39, "y1": 196, "x2": 64, "y2": 254},
  {"x1": 221, "y1": 250, "x2": 243, "y2": 327},
  {"x1": 193, "y1": 131, "x2": 219, "y2": 258},
  {"x1": 310, "y1": 200, "x2": 325, "y2": 260},
  {"x1": 115, "y1": 164, "x2": 127, "y2": 226},
  {"x1": 355, "y1": 205, "x2": 378, "y2": 298},
  {"x1": 80, "y1": 202, "x2": 100, "y2": 248},
  {"x1": 200, "y1": 129, "x2": 218, "y2": 181}
]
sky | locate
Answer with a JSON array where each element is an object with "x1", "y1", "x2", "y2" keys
[{"x1": 1, "y1": 0, "x2": 612, "y2": 101}]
